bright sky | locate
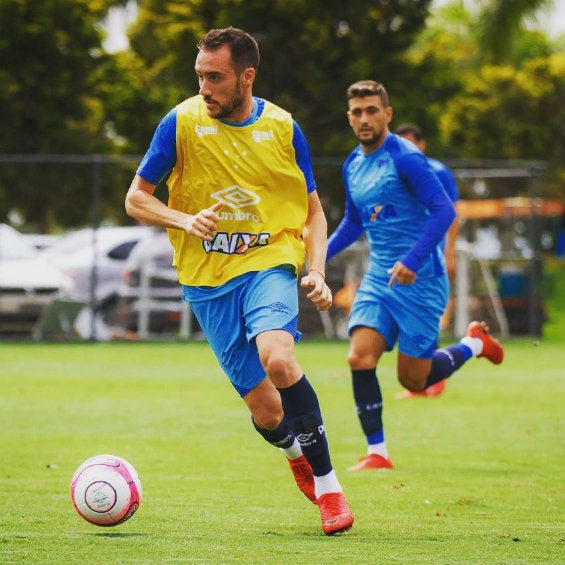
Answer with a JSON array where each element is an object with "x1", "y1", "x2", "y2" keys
[
  {"x1": 102, "y1": 1, "x2": 138, "y2": 53},
  {"x1": 432, "y1": 0, "x2": 565, "y2": 38},
  {"x1": 527, "y1": 0, "x2": 565, "y2": 37}
]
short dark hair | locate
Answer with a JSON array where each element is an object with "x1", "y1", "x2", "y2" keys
[
  {"x1": 394, "y1": 123, "x2": 425, "y2": 141},
  {"x1": 197, "y1": 27, "x2": 260, "y2": 74},
  {"x1": 346, "y1": 80, "x2": 389, "y2": 107}
]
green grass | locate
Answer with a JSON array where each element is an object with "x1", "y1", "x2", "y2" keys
[
  {"x1": 1, "y1": 339, "x2": 564, "y2": 564},
  {"x1": 543, "y1": 257, "x2": 565, "y2": 342}
]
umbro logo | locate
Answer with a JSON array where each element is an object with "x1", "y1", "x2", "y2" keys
[
  {"x1": 296, "y1": 433, "x2": 315, "y2": 446},
  {"x1": 212, "y1": 185, "x2": 260, "y2": 209},
  {"x1": 268, "y1": 302, "x2": 290, "y2": 314}
]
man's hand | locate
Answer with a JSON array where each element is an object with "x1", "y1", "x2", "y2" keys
[
  {"x1": 387, "y1": 261, "x2": 416, "y2": 287},
  {"x1": 185, "y1": 202, "x2": 223, "y2": 241},
  {"x1": 300, "y1": 270, "x2": 332, "y2": 311}
]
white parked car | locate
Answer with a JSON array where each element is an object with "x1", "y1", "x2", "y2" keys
[
  {"x1": 40, "y1": 225, "x2": 153, "y2": 326},
  {"x1": 116, "y1": 229, "x2": 187, "y2": 335},
  {"x1": 0, "y1": 224, "x2": 72, "y2": 335}
]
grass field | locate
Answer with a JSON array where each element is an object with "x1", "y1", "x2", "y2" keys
[{"x1": 1, "y1": 338, "x2": 564, "y2": 564}]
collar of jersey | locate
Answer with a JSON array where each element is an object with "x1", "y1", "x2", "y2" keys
[{"x1": 219, "y1": 97, "x2": 263, "y2": 127}]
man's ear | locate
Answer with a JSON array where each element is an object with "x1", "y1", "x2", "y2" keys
[{"x1": 242, "y1": 67, "x2": 255, "y2": 86}]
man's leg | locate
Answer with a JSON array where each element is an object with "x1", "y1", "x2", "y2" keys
[
  {"x1": 397, "y1": 321, "x2": 504, "y2": 392},
  {"x1": 255, "y1": 330, "x2": 354, "y2": 535},
  {"x1": 346, "y1": 327, "x2": 393, "y2": 471}
]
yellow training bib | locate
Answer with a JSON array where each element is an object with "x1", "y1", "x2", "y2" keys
[{"x1": 166, "y1": 97, "x2": 308, "y2": 286}]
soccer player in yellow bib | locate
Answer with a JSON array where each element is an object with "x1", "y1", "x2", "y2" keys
[{"x1": 125, "y1": 27, "x2": 353, "y2": 535}]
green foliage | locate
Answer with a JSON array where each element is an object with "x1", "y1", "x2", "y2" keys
[
  {"x1": 477, "y1": 0, "x2": 554, "y2": 64},
  {"x1": 440, "y1": 53, "x2": 565, "y2": 166},
  {"x1": 2, "y1": 0, "x2": 565, "y2": 229},
  {"x1": 0, "y1": 0, "x2": 130, "y2": 229},
  {"x1": 0, "y1": 340, "x2": 564, "y2": 563},
  {"x1": 0, "y1": 0, "x2": 114, "y2": 153},
  {"x1": 542, "y1": 257, "x2": 565, "y2": 340},
  {"x1": 110, "y1": 0, "x2": 433, "y2": 156},
  {"x1": 397, "y1": 1, "x2": 565, "y2": 201}
]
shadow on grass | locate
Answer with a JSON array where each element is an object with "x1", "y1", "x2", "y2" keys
[{"x1": 91, "y1": 532, "x2": 145, "y2": 538}]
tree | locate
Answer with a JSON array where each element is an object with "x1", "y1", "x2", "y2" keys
[
  {"x1": 110, "y1": 0, "x2": 433, "y2": 157},
  {"x1": 103, "y1": 0, "x2": 432, "y2": 222},
  {"x1": 440, "y1": 53, "x2": 565, "y2": 196},
  {"x1": 477, "y1": 0, "x2": 555, "y2": 64},
  {"x1": 0, "y1": 0, "x2": 132, "y2": 230}
]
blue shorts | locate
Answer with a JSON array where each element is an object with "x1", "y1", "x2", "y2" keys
[
  {"x1": 184, "y1": 269, "x2": 301, "y2": 397},
  {"x1": 348, "y1": 271, "x2": 448, "y2": 359}
]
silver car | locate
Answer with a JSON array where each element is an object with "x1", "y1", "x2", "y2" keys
[
  {"x1": 116, "y1": 229, "x2": 189, "y2": 335},
  {"x1": 40, "y1": 225, "x2": 153, "y2": 325},
  {"x1": 0, "y1": 224, "x2": 72, "y2": 335}
]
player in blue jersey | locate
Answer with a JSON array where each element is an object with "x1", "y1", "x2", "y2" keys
[
  {"x1": 125, "y1": 27, "x2": 353, "y2": 533},
  {"x1": 327, "y1": 80, "x2": 504, "y2": 471},
  {"x1": 394, "y1": 122, "x2": 460, "y2": 398}
]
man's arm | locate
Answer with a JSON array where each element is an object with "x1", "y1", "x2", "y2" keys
[
  {"x1": 397, "y1": 153, "x2": 456, "y2": 274},
  {"x1": 300, "y1": 190, "x2": 332, "y2": 311},
  {"x1": 444, "y1": 205, "x2": 460, "y2": 280},
  {"x1": 125, "y1": 175, "x2": 222, "y2": 242}
]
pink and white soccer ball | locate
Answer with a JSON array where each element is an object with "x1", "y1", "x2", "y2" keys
[{"x1": 70, "y1": 454, "x2": 142, "y2": 526}]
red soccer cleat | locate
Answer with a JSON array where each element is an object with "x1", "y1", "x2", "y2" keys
[
  {"x1": 315, "y1": 492, "x2": 354, "y2": 535},
  {"x1": 467, "y1": 321, "x2": 504, "y2": 365},
  {"x1": 288, "y1": 455, "x2": 316, "y2": 502},
  {"x1": 347, "y1": 453, "x2": 393, "y2": 471}
]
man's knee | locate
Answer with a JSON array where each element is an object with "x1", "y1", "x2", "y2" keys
[
  {"x1": 347, "y1": 348, "x2": 377, "y2": 370},
  {"x1": 399, "y1": 374, "x2": 427, "y2": 392},
  {"x1": 397, "y1": 356, "x2": 432, "y2": 392}
]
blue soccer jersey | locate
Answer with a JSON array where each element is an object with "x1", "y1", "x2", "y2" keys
[
  {"x1": 327, "y1": 133, "x2": 456, "y2": 356},
  {"x1": 328, "y1": 133, "x2": 455, "y2": 280},
  {"x1": 428, "y1": 157, "x2": 459, "y2": 204}
]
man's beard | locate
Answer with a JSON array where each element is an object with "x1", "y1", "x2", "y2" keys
[
  {"x1": 359, "y1": 135, "x2": 380, "y2": 147},
  {"x1": 214, "y1": 78, "x2": 245, "y2": 120},
  {"x1": 358, "y1": 127, "x2": 384, "y2": 147}
]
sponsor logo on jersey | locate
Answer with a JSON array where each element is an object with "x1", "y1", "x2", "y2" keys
[
  {"x1": 207, "y1": 187, "x2": 267, "y2": 253},
  {"x1": 251, "y1": 130, "x2": 274, "y2": 143},
  {"x1": 195, "y1": 124, "x2": 218, "y2": 137},
  {"x1": 370, "y1": 205, "x2": 382, "y2": 222},
  {"x1": 202, "y1": 231, "x2": 270, "y2": 254},
  {"x1": 212, "y1": 185, "x2": 260, "y2": 210},
  {"x1": 218, "y1": 210, "x2": 260, "y2": 222}
]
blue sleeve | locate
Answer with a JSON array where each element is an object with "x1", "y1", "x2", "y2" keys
[
  {"x1": 397, "y1": 153, "x2": 456, "y2": 272},
  {"x1": 292, "y1": 121, "x2": 316, "y2": 193},
  {"x1": 429, "y1": 158, "x2": 459, "y2": 203},
  {"x1": 137, "y1": 108, "x2": 178, "y2": 185},
  {"x1": 327, "y1": 162, "x2": 364, "y2": 262}
]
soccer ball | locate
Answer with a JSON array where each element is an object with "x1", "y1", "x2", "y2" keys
[{"x1": 70, "y1": 454, "x2": 142, "y2": 526}]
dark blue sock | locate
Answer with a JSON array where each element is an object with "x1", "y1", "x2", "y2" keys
[
  {"x1": 352, "y1": 369, "x2": 384, "y2": 445},
  {"x1": 277, "y1": 375, "x2": 332, "y2": 477},
  {"x1": 251, "y1": 417, "x2": 295, "y2": 449},
  {"x1": 425, "y1": 343, "x2": 473, "y2": 387}
]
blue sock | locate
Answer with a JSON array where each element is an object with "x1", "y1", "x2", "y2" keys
[
  {"x1": 352, "y1": 369, "x2": 384, "y2": 445},
  {"x1": 251, "y1": 417, "x2": 295, "y2": 449},
  {"x1": 277, "y1": 375, "x2": 332, "y2": 477},
  {"x1": 425, "y1": 343, "x2": 473, "y2": 387}
]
